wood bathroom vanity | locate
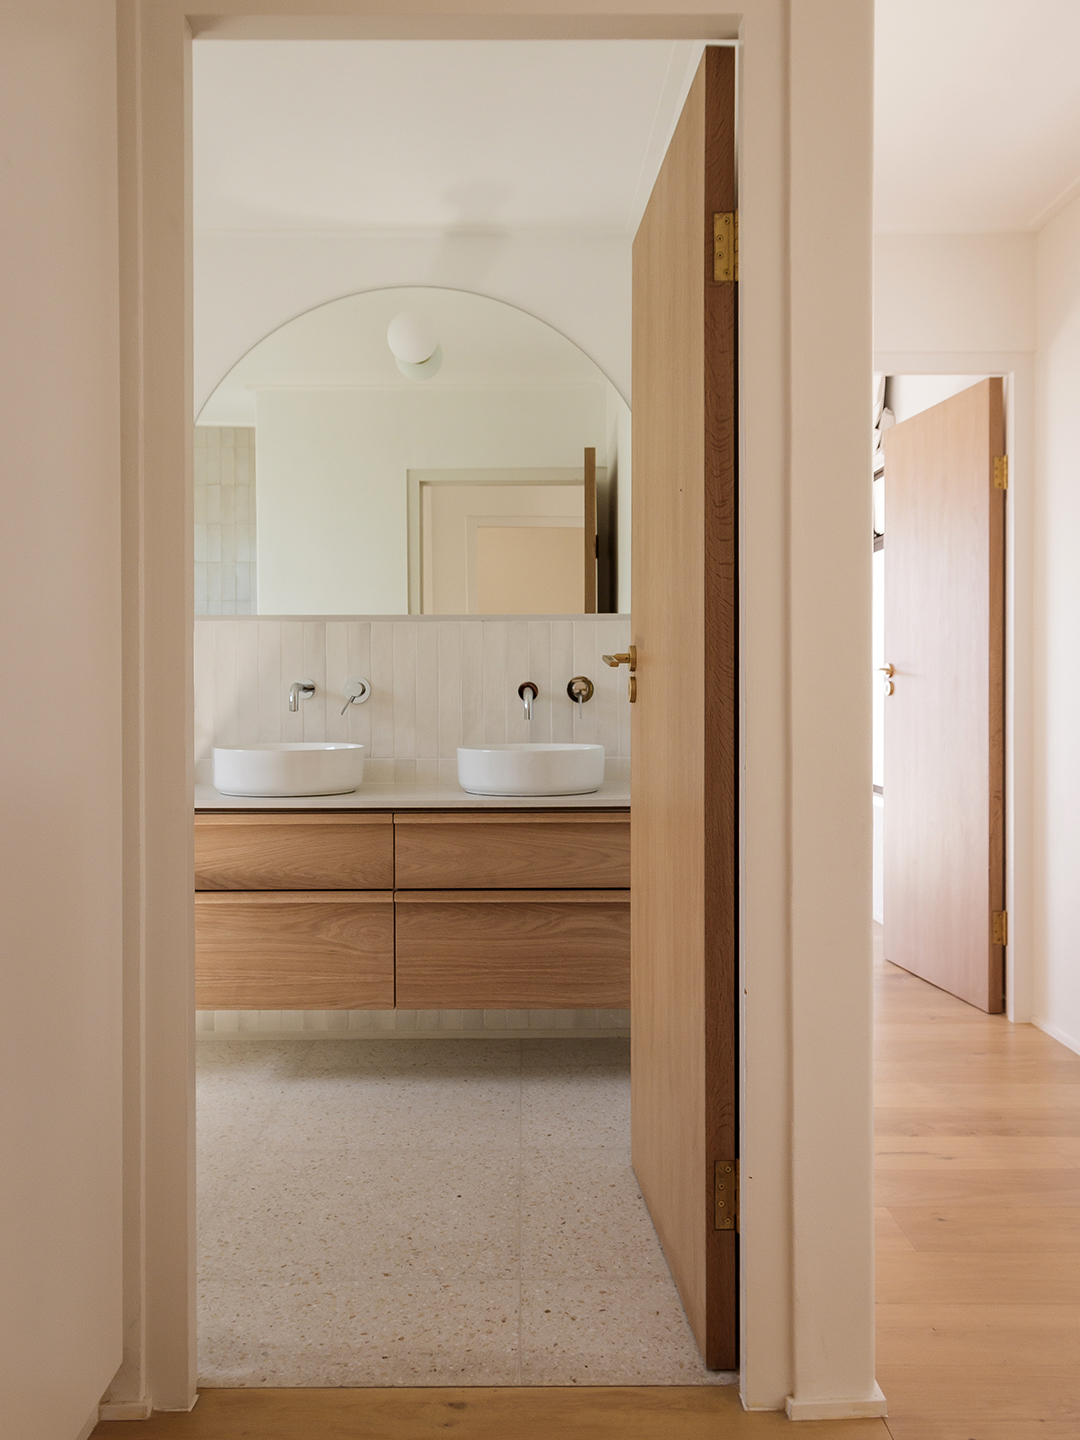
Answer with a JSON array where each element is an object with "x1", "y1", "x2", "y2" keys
[{"x1": 194, "y1": 802, "x2": 630, "y2": 1011}]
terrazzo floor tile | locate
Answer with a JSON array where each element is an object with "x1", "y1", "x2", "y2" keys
[
  {"x1": 520, "y1": 1147, "x2": 669, "y2": 1280},
  {"x1": 199, "y1": 1278, "x2": 520, "y2": 1387},
  {"x1": 519, "y1": 1278, "x2": 732, "y2": 1386},
  {"x1": 200, "y1": 1147, "x2": 520, "y2": 1284},
  {"x1": 197, "y1": 1035, "x2": 731, "y2": 1388}
]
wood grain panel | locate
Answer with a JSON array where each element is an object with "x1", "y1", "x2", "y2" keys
[
  {"x1": 393, "y1": 811, "x2": 630, "y2": 889},
  {"x1": 194, "y1": 812, "x2": 393, "y2": 891},
  {"x1": 195, "y1": 890, "x2": 394, "y2": 1009},
  {"x1": 92, "y1": 1385, "x2": 891, "y2": 1439},
  {"x1": 882, "y1": 377, "x2": 1006, "y2": 1011},
  {"x1": 630, "y1": 45, "x2": 737, "y2": 1368},
  {"x1": 394, "y1": 890, "x2": 630, "y2": 1009}
]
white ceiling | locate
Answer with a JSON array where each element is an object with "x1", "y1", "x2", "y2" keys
[
  {"x1": 193, "y1": 40, "x2": 702, "y2": 235},
  {"x1": 195, "y1": 18, "x2": 1080, "y2": 244},
  {"x1": 875, "y1": 0, "x2": 1080, "y2": 232}
]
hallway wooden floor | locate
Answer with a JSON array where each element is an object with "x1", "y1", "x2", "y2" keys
[
  {"x1": 874, "y1": 931, "x2": 1080, "y2": 1438},
  {"x1": 95, "y1": 939, "x2": 1080, "y2": 1438}
]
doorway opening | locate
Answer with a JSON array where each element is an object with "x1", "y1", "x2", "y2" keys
[
  {"x1": 872, "y1": 370, "x2": 1006, "y2": 1012},
  {"x1": 192, "y1": 36, "x2": 738, "y2": 1389}
]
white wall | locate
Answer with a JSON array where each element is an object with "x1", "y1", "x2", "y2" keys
[
  {"x1": 256, "y1": 384, "x2": 606, "y2": 613},
  {"x1": 1033, "y1": 191, "x2": 1080, "y2": 1056},
  {"x1": 0, "y1": 1, "x2": 124, "y2": 1437},
  {"x1": 874, "y1": 233, "x2": 1036, "y2": 355}
]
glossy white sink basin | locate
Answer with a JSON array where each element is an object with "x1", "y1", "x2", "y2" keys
[
  {"x1": 457, "y1": 743, "x2": 604, "y2": 797},
  {"x1": 212, "y1": 742, "x2": 365, "y2": 797}
]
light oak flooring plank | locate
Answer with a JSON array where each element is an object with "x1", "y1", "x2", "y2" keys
[
  {"x1": 875, "y1": 935, "x2": 1080, "y2": 1433},
  {"x1": 93, "y1": 1386, "x2": 890, "y2": 1438}
]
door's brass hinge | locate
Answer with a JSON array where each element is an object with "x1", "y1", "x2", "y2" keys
[
  {"x1": 992, "y1": 910, "x2": 1008, "y2": 946},
  {"x1": 993, "y1": 455, "x2": 1008, "y2": 490},
  {"x1": 714, "y1": 1159, "x2": 739, "y2": 1231},
  {"x1": 713, "y1": 211, "x2": 738, "y2": 283}
]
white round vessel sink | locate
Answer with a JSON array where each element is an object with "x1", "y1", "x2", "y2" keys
[
  {"x1": 212, "y1": 742, "x2": 365, "y2": 797},
  {"x1": 457, "y1": 743, "x2": 604, "y2": 797}
]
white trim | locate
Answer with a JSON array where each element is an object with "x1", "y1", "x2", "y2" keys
[
  {"x1": 785, "y1": 1384, "x2": 888, "y2": 1421},
  {"x1": 873, "y1": 350, "x2": 1035, "y2": 1024},
  {"x1": 98, "y1": 1400, "x2": 154, "y2": 1421},
  {"x1": 1033, "y1": 1017, "x2": 1080, "y2": 1059}
]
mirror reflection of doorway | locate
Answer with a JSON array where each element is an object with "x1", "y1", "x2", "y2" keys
[{"x1": 412, "y1": 466, "x2": 609, "y2": 614}]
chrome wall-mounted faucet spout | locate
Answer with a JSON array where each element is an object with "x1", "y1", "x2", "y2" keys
[
  {"x1": 289, "y1": 679, "x2": 316, "y2": 712},
  {"x1": 518, "y1": 681, "x2": 538, "y2": 721}
]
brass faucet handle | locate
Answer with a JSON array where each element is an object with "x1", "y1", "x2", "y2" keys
[{"x1": 602, "y1": 645, "x2": 637, "y2": 672}]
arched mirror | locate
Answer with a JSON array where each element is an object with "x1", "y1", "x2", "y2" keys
[{"x1": 195, "y1": 286, "x2": 630, "y2": 616}]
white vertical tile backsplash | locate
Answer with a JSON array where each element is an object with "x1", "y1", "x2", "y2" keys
[
  {"x1": 194, "y1": 614, "x2": 631, "y2": 1037},
  {"x1": 194, "y1": 615, "x2": 631, "y2": 764}
]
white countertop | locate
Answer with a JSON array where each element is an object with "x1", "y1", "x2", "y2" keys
[{"x1": 194, "y1": 775, "x2": 630, "y2": 811}]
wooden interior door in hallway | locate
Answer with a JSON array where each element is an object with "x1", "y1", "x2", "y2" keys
[
  {"x1": 882, "y1": 378, "x2": 1006, "y2": 1012},
  {"x1": 629, "y1": 45, "x2": 738, "y2": 1369}
]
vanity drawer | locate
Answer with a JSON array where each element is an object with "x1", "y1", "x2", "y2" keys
[
  {"x1": 195, "y1": 891, "x2": 394, "y2": 1010},
  {"x1": 394, "y1": 890, "x2": 630, "y2": 1009},
  {"x1": 393, "y1": 812, "x2": 630, "y2": 889},
  {"x1": 195, "y1": 812, "x2": 393, "y2": 891}
]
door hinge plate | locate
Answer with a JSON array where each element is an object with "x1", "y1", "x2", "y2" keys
[
  {"x1": 715, "y1": 1159, "x2": 739, "y2": 1231},
  {"x1": 713, "y1": 212, "x2": 738, "y2": 283},
  {"x1": 993, "y1": 455, "x2": 1008, "y2": 490},
  {"x1": 992, "y1": 910, "x2": 1008, "y2": 946}
]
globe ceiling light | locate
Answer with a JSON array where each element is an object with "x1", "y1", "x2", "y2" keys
[{"x1": 386, "y1": 310, "x2": 442, "y2": 380}]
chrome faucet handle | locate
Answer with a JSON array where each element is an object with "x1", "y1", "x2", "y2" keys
[
  {"x1": 288, "y1": 679, "x2": 316, "y2": 712},
  {"x1": 340, "y1": 676, "x2": 372, "y2": 715},
  {"x1": 567, "y1": 676, "x2": 594, "y2": 704},
  {"x1": 518, "y1": 681, "x2": 538, "y2": 721}
]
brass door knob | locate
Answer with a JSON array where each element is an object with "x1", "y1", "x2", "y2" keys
[{"x1": 602, "y1": 645, "x2": 637, "y2": 673}]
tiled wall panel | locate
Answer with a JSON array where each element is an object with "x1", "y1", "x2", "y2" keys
[
  {"x1": 194, "y1": 614, "x2": 632, "y2": 777},
  {"x1": 195, "y1": 426, "x2": 256, "y2": 615}
]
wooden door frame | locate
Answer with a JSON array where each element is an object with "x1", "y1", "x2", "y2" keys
[
  {"x1": 874, "y1": 351, "x2": 1034, "y2": 1026},
  {"x1": 114, "y1": 0, "x2": 879, "y2": 1421}
]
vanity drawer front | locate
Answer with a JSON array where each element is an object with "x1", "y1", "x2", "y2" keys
[
  {"x1": 195, "y1": 813, "x2": 393, "y2": 890},
  {"x1": 393, "y1": 812, "x2": 630, "y2": 889},
  {"x1": 394, "y1": 890, "x2": 630, "y2": 1009},
  {"x1": 195, "y1": 891, "x2": 394, "y2": 1009}
]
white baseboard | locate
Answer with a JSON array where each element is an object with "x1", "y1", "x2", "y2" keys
[
  {"x1": 98, "y1": 1399, "x2": 153, "y2": 1421},
  {"x1": 785, "y1": 1384, "x2": 887, "y2": 1420},
  {"x1": 1033, "y1": 1016, "x2": 1080, "y2": 1058}
]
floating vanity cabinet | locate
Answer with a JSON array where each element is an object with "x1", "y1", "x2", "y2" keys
[
  {"x1": 195, "y1": 890, "x2": 395, "y2": 1010},
  {"x1": 194, "y1": 805, "x2": 630, "y2": 1011},
  {"x1": 395, "y1": 890, "x2": 631, "y2": 1009},
  {"x1": 393, "y1": 811, "x2": 630, "y2": 889},
  {"x1": 194, "y1": 812, "x2": 393, "y2": 891}
]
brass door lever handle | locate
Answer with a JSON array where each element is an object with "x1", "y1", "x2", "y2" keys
[
  {"x1": 879, "y1": 663, "x2": 894, "y2": 696},
  {"x1": 602, "y1": 646, "x2": 637, "y2": 672}
]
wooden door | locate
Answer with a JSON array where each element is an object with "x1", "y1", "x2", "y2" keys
[
  {"x1": 882, "y1": 378, "x2": 1005, "y2": 1012},
  {"x1": 630, "y1": 46, "x2": 738, "y2": 1371}
]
